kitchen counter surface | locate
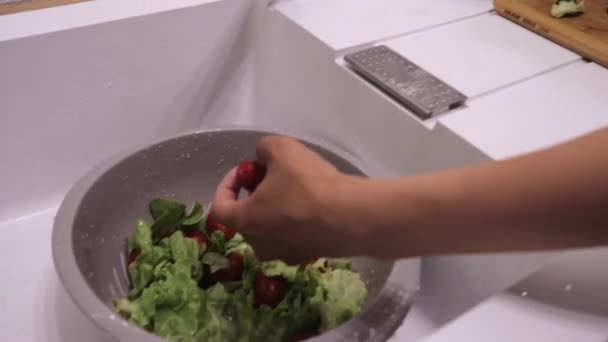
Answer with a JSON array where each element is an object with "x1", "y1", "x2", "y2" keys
[{"x1": 274, "y1": 0, "x2": 494, "y2": 50}]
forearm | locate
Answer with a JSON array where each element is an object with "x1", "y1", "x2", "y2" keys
[{"x1": 339, "y1": 127, "x2": 608, "y2": 258}]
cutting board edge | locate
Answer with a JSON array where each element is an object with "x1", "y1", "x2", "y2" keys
[
  {"x1": 0, "y1": 0, "x2": 91, "y2": 16},
  {"x1": 494, "y1": 0, "x2": 608, "y2": 68}
]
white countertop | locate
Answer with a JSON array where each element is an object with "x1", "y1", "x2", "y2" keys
[
  {"x1": 440, "y1": 61, "x2": 608, "y2": 159},
  {"x1": 383, "y1": 13, "x2": 579, "y2": 99},
  {"x1": 275, "y1": 0, "x2": 493, "y2": 50}
]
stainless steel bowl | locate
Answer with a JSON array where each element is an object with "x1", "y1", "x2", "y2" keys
[{"x1": 52, "y1": 128, "x2": 420, "y2": 342}]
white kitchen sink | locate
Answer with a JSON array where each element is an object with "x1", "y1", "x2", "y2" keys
[{"x1": 1, "y1": 0, "x2": 606, "y2": 341}]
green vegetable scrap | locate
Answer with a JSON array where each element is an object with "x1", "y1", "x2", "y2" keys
[
  {"x1": 551, "y1": 0, "x2": 585, "y2": 18},
  {"x1": 116, "y1": 198, "x2": 368, "y2": 342}
]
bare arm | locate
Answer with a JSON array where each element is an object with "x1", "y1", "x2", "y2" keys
[
  {"x1": 213, "y1": 128, "x2": 608, "y2": 261},
  {"x1": 339, "y1": 127, "x2": 608, "y2": 258}
]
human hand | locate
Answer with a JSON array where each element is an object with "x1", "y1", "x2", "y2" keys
[{"x1": 212, "y1": 135, "x2": 367, "y2": 262}]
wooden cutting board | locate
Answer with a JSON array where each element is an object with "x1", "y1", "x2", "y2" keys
[
  {"x1": 494, "y1": 0, "x2": 608, "y2": 68},
  {"x1": 0, "y1": 0, "x2": 90, "y2": 16}
]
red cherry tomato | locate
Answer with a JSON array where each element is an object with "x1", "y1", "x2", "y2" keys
[
  {"x1": 184, "y1": 230, "x2": 210, "y2": 247},
  {"x1": 206, "y1": 213, "x2": 218, "y2": 227},
  {"x1": 206, "y1": 213, "x2": 236, "y2": 240},
  {"x1": 207, "y1": 222, "x2": 236, "y2": 240},
  {"x1": 236, "y1": 160, "x2": 266, "y2": 192},
  {"x1": 206, "y1": 253, "x2": 245, "y2": 286},
  {"x1": 219, "y1": 253, "x2": 245, "y2": 281},
  {"x1": 254, "y1": 272, "x2": 287, "y2": 308},
  {"x1": 127, "y1": 249, "x2": 140, "y2": 266}
]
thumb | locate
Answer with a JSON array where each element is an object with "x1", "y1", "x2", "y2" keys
[{"x1": 211, "y1": 167, "x2": 242, "y2": 228}]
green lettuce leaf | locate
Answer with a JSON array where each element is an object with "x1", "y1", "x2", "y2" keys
[
  {"x1": 226, "y1": 242, "x2": 255, "y2": 261},
  {"x1": 221, "y1": 289, "x2": 256, "y2": 342},
  {"x1": 119, "y1": 232, "x2": 206, "y2": 339},
  {"x1": 128, "y1": 245, "x2": 170, "y2": 298},
  {"x1": 309, "y1": 269, "x2": 367, "y2": 331},
  {"x1": 127, "y1": 221, "x2": 171, "y2": 297},
  {"x1": 182, "y1": 201, "x2": 204, "y2": 226},
  {"x1": 149, "y1": 198, "x2": 185, "y2": 220},
  {"x1": 225, "y1": 233, "x2": 255, "y2": 262},
  {"x1": 260, "y1": 260, "x2": 299, "y2": 281},
  {"x1": 225, "y1": 232, "x2": 244, "y2": 249},
  {"x1": 128, "y1": 230, "x2": 201, "y2": 299},
  {"x1": 164, "y1": 231, "x2": 203, "y2": 281},
  {"x1": 130, "y1": 219, "x2": 153, "y2": 252},
  {"x1": 328, "y1": 258, "x2": 352, "y2": 271},
  {"x1": 201, "y1": 252, "x2": 230, "y2": 273},
  {"x1": 149, "y1": 198, "x2": 186, "y2": 240},
  {"x1": 209, "y1": 231, "x2": 226, "y2": 254},
  {"x1": 194, "y1": 284, "x2": 233, "y2": 341},
  {"x1": 118, "y1": 275, "x2": 204, "y2": 336}
]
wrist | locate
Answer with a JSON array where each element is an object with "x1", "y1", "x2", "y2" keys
[
  {"x1": 316, "y1": 174, "x2": 370, "y2": 257},
  {"x1": 323, "y1": 174, "x2": 440, "y2": 259}
]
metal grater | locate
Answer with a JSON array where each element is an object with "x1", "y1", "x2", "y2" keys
[{"x1": 344, "y1": 45, "x2": 467, "y2": 120}]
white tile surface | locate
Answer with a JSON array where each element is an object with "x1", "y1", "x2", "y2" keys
[
  {"x1": 385, "y1": 14, "x2": 580, "y2": 98},
  {"x1": 275, "y1": 0, "x2": 493, "y2": 50},
  {"x1": 440, "y1": 62, "x2": 608, "y2": 160}
]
